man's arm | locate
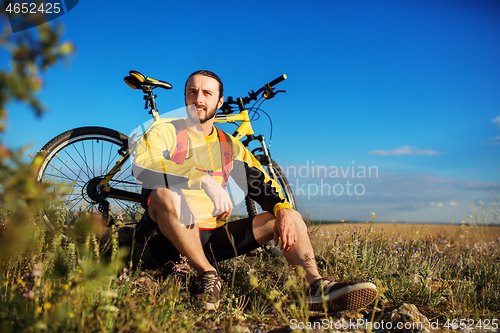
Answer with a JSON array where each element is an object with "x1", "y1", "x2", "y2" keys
[
  {"x1": 231, "y1": 141, "x2": 292, "y2": 214},
  {"x1": 273, "y1": 207, "x2": 297, "y2": 251},
  {"x1": 200, "y1": 173, "x2": 233, "y2": 220}
]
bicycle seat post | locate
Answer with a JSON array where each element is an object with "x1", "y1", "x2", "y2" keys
[{"x1": 144, "y1": 88, "x2": 159, "y2": 121}]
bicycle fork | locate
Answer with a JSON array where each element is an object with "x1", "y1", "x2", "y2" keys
[{"x1": 244, "y1": 134, "x2": 277, "y2": 180}]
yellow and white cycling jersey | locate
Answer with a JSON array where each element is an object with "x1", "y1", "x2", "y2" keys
[{"x1": 132, "y1": 118, "x2": 291, "y2": 229}]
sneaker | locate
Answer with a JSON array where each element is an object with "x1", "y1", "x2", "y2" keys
[
  {"x1": 193, "y1": 271, "x2": 222, "y2": 310},
  {"x1": 307, "y1": 278, "x2": 377, "y2": 312}
]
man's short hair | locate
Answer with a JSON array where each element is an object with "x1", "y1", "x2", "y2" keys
[{"x1": 185, "y1": 70, "x2": 224, "y2": 100}]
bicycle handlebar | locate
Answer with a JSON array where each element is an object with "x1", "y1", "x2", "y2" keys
[
  {"x1": 220, "y1": 74, "x2": 287, "y2": 114},
  {"x1": 266, "y1": 74, "x2": 287, "y2": 89}
]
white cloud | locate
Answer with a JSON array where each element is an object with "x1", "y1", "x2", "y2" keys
[
  {"x1": 492, "y1": 116, "x2": 500, "y2": 129},
  {"x1": 490, "y1": 136, "x2": 500, "y2": 145},
  {"x1": 285, "y1": 163, "x2": 500, "y2": 222},
  {"x1": 368, "y1": 146, "x2": 441, "y2": 156}
]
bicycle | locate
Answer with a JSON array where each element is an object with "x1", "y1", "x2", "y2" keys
[{"x1": 33, "y1": 70, "x2": 296, "y2": 234}]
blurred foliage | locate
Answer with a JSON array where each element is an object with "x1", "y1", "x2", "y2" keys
[
  {"x1": 0, "y1": 6, "x2": 74, "y2": 132},
  {"x1": 0, "y1": 3, "x2": 73, "y2": 269}
]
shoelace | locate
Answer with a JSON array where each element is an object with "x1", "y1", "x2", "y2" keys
[{"x1": 200, "y1": 275, "x2": 217, "y2": 293}]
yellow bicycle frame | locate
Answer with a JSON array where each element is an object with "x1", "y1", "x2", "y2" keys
[{"x1": 214, "y1": 109, "x2": 254, "y2": 140}]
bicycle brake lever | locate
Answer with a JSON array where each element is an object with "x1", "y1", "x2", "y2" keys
[{"x1": 262, "y1": 86, "x2": 274, "y2": 99}]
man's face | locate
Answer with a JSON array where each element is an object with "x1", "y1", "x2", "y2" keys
[{"x1": 185, "y1": 74, "x2": 223, "y2": 124}]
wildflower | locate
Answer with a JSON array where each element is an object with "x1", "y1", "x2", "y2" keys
[
  {"x1": 43, "y1": 302, "x2": 52, "y2": 310},
  {"x1": 23, "y1": 290, "x2": 35, "y2": 300},
  {"x1": 118, "y1": 268, "x2": 130, "y2": 283},
  {"x1": 101, "y1": 290, "x2": 118, "y2": 298},
  {"x1": 340, "y1": 218, "x2": 345, "y2": 223},
  {"x1": 284, "y1": 277, "x2": 296, "y2": 289},
  {"x1": 32, "y1": 264, "x2": 43, "y2": 277},
  {"x1": 249, "y1": 275, "x2": 259, "y2": 288},
  {"x1": 100, "y1": 305, "x2": 119, "y2": 312},
  {"x1": 370, "y1": 212, "x2": 377, "y2": 219},
  {"x1": 296, "y1": 266, "x2": 306, "y2": 278},
  {"x1": 174, "y1": 255, "x2": 191, "y2": 273}
]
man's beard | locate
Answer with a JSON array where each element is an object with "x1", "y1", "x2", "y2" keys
[{"x1": 187, "y1": 103, "x2": 217, "y2": 124}]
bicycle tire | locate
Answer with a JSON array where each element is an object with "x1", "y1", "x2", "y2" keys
[
  {"x1": 33, "y1": 126, "x2": 142, "y2": 232},
  {"x1": 245, "y1": 155, "x2": 297, "y2": 218}
]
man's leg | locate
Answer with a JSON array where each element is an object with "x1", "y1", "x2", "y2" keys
[
  {"x1": 251, "y1": 210, "x2": 322, "y2": 284},
  {"x1": 148, "y1": 188, "x2": 216, "y2": 275},
  {"x1": 251, "y1": 210, "x2": 377, "y2": 311}
]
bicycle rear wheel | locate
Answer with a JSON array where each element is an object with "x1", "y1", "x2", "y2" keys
[
  {"x1": 245, "y1": 155, "x2": 297, "y2": 217},
  {"x1": 34, "y1": 127, "x2": 142, "y2": 232}
]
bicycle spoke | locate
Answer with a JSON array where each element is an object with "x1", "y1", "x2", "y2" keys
[
  {"x1": 37, "y1": 129, "x2": 142, "y2": 231},
  {"x1": 104, "y1": 145, "x2": 120, "y2": 175},
  {"x1": 52, "y1": 153, "x2": 89, "y2": 185},
  {"x1": 81, "y1": 140, "x2": 93, "y2": 179}
]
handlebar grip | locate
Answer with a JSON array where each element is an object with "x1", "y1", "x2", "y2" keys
[{"x1": 267, "y1": 74, "x2": 287, "y2": 88}]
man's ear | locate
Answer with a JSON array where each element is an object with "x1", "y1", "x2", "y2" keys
[{"x1": 217, "y1": 96, "x2": 225, "y2": 109}]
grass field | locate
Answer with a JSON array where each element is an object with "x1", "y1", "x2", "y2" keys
[
  {"x1": 318, "y1": 222, "x2": 500, "y2": 243},
  {"x1": 1, "y1": 206, "x2": 499, "y2": 332}
]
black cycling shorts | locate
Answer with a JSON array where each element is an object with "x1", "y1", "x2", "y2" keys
[{"x1": 143, "y1": 211, "x2": 261, "y2": 266}]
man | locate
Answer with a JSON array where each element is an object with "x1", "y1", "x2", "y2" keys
[{"x1": 132, "y1": 70, "x2": 377, "y2": 311}]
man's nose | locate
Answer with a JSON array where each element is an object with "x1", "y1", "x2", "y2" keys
[{"x1": 194, "y1": 90, "x2": 205, "y2": 103}]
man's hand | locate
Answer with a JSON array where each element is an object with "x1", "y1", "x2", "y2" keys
[
  {"x1": 201, "y1": 174, "x2": 233, "y2": 220},
  {"x1": 273, "y1": 208, "x2": 297, "y2": 252}
]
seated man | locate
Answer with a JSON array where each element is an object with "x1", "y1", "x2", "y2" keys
[{"x1": 132, "y1": 70, "x2": 377, "y2": 311}]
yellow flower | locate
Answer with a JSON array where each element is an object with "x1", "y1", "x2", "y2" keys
[
  {"x1": 43, "y1": 302, "x2": 52, "y2": 310},
  {"x1": 59, "y1": 42, "x2": 75, "y2": 55},
  {"x1": 249, "y1": 275, "x2": 259, "y2": 288}
]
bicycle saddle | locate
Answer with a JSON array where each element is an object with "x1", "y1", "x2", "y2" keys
[{"x1": 124, "y1": 70, "x2": 173, "y2": 90}]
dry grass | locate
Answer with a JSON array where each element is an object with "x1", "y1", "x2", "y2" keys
[{"x1": 320, "y1": 222, "x2": 500, "y2": 244}]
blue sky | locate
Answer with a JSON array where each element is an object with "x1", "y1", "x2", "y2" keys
[{"x1": 2, "y1": 0, "x2": 500, "y2": 223}]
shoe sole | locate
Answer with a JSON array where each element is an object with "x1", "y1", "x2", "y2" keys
[
  {"x1": 194, "y1": 299, "x2": 220, "y2": 311},
  {"x1": 309, "y1": 286, "x2": 377, "y2": 312}
]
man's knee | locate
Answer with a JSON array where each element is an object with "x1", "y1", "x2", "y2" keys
[
  {"x1": 148, "y1": 188, "x2": 177, "y2": 222},
  {"x1": 291, "y1": 209, "x2": 308, "y2": 232}
]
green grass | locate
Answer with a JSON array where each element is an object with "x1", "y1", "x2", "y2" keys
[{"x1": 1, "y1": 198, "x2": 499, "y2": 332}]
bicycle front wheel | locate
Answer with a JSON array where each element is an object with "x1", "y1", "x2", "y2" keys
[
  {"x1": 245, "y1": 155, "x2": 297, "y2": 218},
  {"x1": 34, "y1": 127, "x2": 142, "y2": 232}
]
